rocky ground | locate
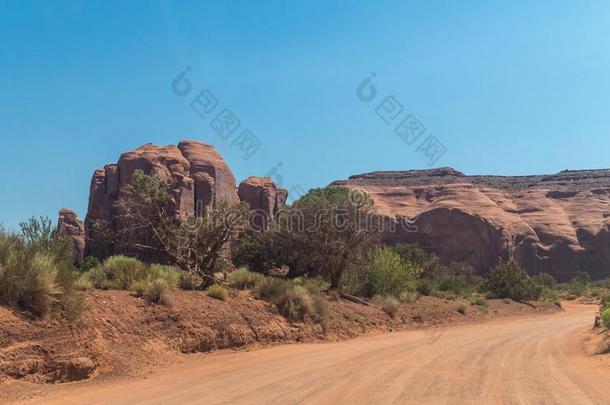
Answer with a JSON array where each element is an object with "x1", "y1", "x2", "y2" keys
[{"x1": 0, "y1": 290, "x2": 560, "y2": 402}]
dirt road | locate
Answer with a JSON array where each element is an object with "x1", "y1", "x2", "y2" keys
[{"x1": 27, "y1": 303, "x2": 609, "y2": 405}]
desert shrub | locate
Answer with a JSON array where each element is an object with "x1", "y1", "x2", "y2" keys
[
  {"x1": 0, "y1": 219, "x2": 82, "y2": 318},
  {"x1": 255, "y1": 277, "x2": 313, "y2": 322},
  {"x1": 399, "y1": 291, "x2": 419, "y2": 304},
  {"x1": 417, "y1": 278, "x2": 435, "y2": 296},
  {"x1": 102, "y1": 255, "x2": 147, "y2": 290},
  {"x1": 227, "y1": 267, "x2": 264, "y2": 289},
  {"x1": 293, "y1": 276, "x2": 330, "y2": 294},
  {"x1": 541, "y1": 287, "x2": 558, "y2": 301},
  {"x1": 207, "y1": 284, "x2": 229, "y2": 301},
  {"x1": 600, "y1": 293, "x2": 610, "y2": 310},
  {"x1": 457, "y1": 304, "x2": 467, "y2": 314},
  {"x1": 79, "y1": 256, "x2": 100, "y2": 273},
  {"x1": 345, "y1": 247, "x2": 422, "y2": 297},
  {"x1": 534, "y1": 272, "x2": 557, "y2": 288},
  {"x1": 471, "y1": 296, "x2": 488, "y2": 307},
  {"x1": 312, "y1": 294, "x2": 330, "y2": 332},
  {"x1": 392, "y1": 243, "x2": 442, "y2": 278},
  {"x1": 483, "y1": 260, "x2": 541, "y2": 301},
  {"x1": 275, "y1": 285, "x2": 313, "y2": 322},
  {"x1": 179, "y1": 272, "x2": 202, "y2": 290},
  {"x1": 381, "y1": 297, "x2": 400, "y2": 318},
  {"x1": 84, "y1": 267, "x2": 110, "y2": 289},
  {"x1": 131, "y1": 279, "x2": 151, "y2": 298},
  {"x1": 145, "y1": 279, "x2": 172, "y2": 305},
  {"x1": 75, "y1": 273, "x2": 94, "y2": 291},
  {"x1": 254, "y1": 276, "x2": 287, "y2": 300},
  {"x1": 148, "y1": 264, "x2": 182, "y2": 288},
  {"x1": 602, "y1": 308, "x2": 610, "y2": 329},
  {"x1": 572, "y1": 271, "x2": 591, "y2": 286},
  {"x1": 437, "y1": 275, "x2": 469, "y2": 295},
  {"x1": 502, "y1": 298, "x2": 512, "y2": 304}
]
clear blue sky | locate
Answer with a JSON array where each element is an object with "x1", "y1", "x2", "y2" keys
[{"x1": 1, "y1": 0, "x2": 610, "y2": 229}]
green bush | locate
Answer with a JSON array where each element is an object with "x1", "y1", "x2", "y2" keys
[
  {"x1": 483, "y1": 260, "x2": 541, "y2": 301},
  {"x1": 207, "y1": 284, "x2": 229, "y2": 301},
  {"x1": 227, "y1": 267, "x2": 264, "y2": 289},
  {"x1": 0, "y1": 218, "x2": 82, "y2": 318},
  {"x1": 85, "y1": 267, "x2": 110, "y2": 289},
  {"x1": 179, "y1": 272, "x2": 202, "y2": 290},
  {"x1": 534, "y1": 272, "x2": 557, "y2": 288},
  {"x1": 381, "y1": 297, "x2": 400, "y2": 318},
  {"x1": 417, "y1": 278, "x2": 435, "y2": 296},
  {"x1": 79, "y1": 256, "x2": 100, "y2": 273},
  {"x1": 437, "y1": 275, "x2": 469, "y2": 295},
  {"x1": 254, "y1": 277, "x2": 313, "y2": 322},
  {"x1": 275, "y1": 285, "x2": 313, "y2": 322},
  {"x1": 148, "y1": 264, "x2": 182, "y2": 288},
  {"x1": 132, "y1": 279, "x2": 151, "y2": 298},
  {"x1": 102, "y1": 255, "x2": 147, "y2": 290},
  {"x1": 600, "y1": 293, "x2": 610, "y2": 310},
  {"x1": 75, "y1": 273, "x2": 94, "y2": 291},
  {"x1": 145, "y1": 279, "x2": 172, "y2": 305},
  {"x1": 602, "y1": 308, "x2": 610, "y2": 329},
  {"x1": 541, "y1": 287, "x2": 558, "y2": 301},
  {"x1": 293, "y1": 276, "x2": 329, "y2": 294},
  {"x1": 345, "y1": 247, "x2": 422, "y2": 297},
  {"x1": 254, "y1": 276, "x2": 288, "y2": 301}
]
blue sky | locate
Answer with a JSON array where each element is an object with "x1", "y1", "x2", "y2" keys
[{"x1": 1, "y1": 0, "x2": 610, "y2": 229}]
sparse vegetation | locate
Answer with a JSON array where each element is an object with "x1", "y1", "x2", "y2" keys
[
  {"x1": 102, "y1": 255, "x2": 147, "y2": 290},
  {"x1": 227, "y1": 267, "x2": 264, "y2": 289},
  {"x1": 602, "y1": 308, "x2": 610, "y2": 329},
  {"x1": 381, "y1": 297, "x2": 400, "y2": 318},
  {"x1": 145, "y1": 279, "x2": 173, "y2": 305},
  {"x1": 0, "y1": 217, "x2": 83, "y2": 318},
  {"x1": 207, "y1": 284, "x2": 229, "y2": 301}
]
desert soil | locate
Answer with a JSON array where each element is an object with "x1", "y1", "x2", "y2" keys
[{"x1": 12, "y1": 302, "x2": 608, "y2": 405}]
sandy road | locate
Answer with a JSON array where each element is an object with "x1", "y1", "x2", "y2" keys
[{"x1": 28, "y1": 303, "x2": 609, "y2": 405}]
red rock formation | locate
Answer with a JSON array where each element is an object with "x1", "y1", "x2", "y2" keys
[
  {"x1": 84, "y1": 140, "x2": 239, "y2": 259},
  {"x1": 57, "y1": 209, "x2": 85, "y2": 264},
  {"x1": 238, "y1": 177, "x2": 288, "y2": 230},
  {"x1": 332, "y1": 168, "x2": 610, "y2": 280}
]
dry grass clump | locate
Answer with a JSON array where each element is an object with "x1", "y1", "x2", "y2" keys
[{"x1": 207, "y1": 284, "x2": 229, "y2": 301}]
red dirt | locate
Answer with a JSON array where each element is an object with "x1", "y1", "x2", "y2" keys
[{"x1": 0, "y1": 290, "x2": 560, "y2": 402}]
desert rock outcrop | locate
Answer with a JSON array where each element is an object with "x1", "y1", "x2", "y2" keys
[
  {"x1": 57, "y1": 209, "x2": 86, "y2": 264},
  {"x1": 238, "y1": 177, "x2": 288, "y2": 229},
  {"x1": 332, "y1": 168, "x2": 610, "y2": 280},
  {"x1": 84, "y1": 140, "x2": 240, "y2": 259}
]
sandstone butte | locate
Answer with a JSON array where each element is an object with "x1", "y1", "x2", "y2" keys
[
  {"x1": 58, "y1": 140, "x2": 287, "y2": 263},
  {"x1": 59, "y1": 141, "x2": 610, "y2": 281}
]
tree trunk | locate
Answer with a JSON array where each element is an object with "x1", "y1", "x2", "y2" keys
[{"x1": 330, "y1": 271, "x2": 341, "y2": 290}]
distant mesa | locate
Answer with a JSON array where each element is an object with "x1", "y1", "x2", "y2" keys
[{"x1": 332, "y1": 167, "x2": 610, "y2": 281}]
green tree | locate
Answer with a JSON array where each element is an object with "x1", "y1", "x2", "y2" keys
[
  {"x1": 484, "y1": 260, "x2": 541, "y2": 301},
  {"x1": 111, "y1": 170, "x2": 250, "y2": 285},
  {"x1": 362, "y1": 246, "x2": 422, "y2": 297},
  {"x1": 274, "y1": 187, "x2": 379, "y2": 289}
]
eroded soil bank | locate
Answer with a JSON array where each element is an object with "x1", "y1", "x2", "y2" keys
[{"x1": 0, "y1": 290, "x2": 560, "y2": 402}]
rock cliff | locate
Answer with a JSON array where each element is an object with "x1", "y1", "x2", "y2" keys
[
  {"x1": 332, "y1": 168, "x2": 610, "y2": 280},
  {"x1": 83, "y1": 140, "x2": 283, "y2": 260}
]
